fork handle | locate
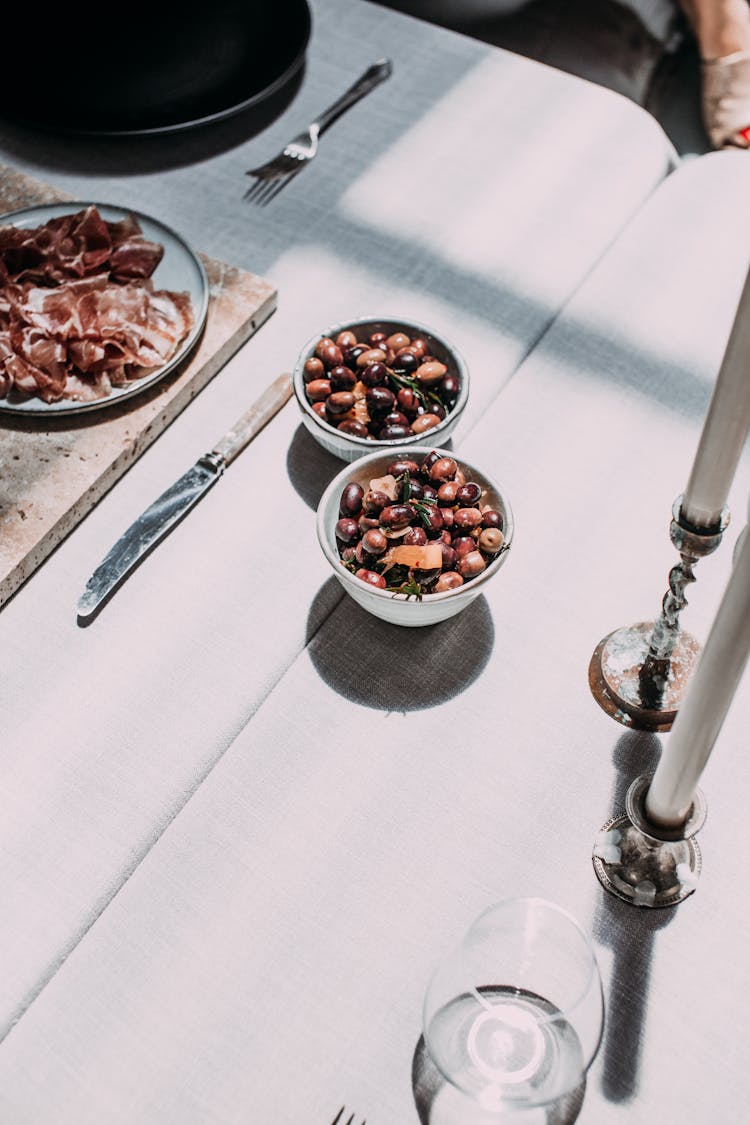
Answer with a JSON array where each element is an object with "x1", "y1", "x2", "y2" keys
[{"x1": 313, "y1": 59, "x2": 393, "y2": 136}]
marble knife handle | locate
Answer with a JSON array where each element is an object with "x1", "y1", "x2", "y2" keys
[{"x1": 211, "y1": 373, "x2": 293, "y2": 465}]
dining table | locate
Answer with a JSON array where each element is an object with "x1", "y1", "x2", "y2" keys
[{"x1": 2, "y1": 1, "x2": 750, "y2": 1122}]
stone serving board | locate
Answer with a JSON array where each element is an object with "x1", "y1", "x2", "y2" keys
[{"x1": 0, "y1": 165, "x2": 277, "y2": 609}]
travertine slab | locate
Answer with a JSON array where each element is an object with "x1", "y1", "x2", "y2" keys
[{"x1": 0, "y1": 165, "x2": 277, "y2": 607}]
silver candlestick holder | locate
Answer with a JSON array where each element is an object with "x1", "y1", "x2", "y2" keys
[
  {"x1": 589, "y1": 495, "x2": 729, "y2": 731},
  {"x1": 593, "y1": 774, "x2": 706, "y2": 908}
]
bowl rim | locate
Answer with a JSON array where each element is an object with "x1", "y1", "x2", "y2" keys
[
  {"x1": 316, "y1": 445, "x2": 514, "y2": 605},
  {"x1": 292, "y1": 314, "x2": 470, "y2": 450}
]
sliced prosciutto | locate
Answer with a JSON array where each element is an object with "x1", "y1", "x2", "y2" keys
[{"x1": 0, "y1": 206, "x2": 193, "y2": 404}]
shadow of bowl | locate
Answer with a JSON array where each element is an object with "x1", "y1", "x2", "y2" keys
[
  {"x1": 287, "y1": 423, "x2": 349, "y2": 509},
  {"x1": 306, "y1": 578, "x2": 494, "y2": 711}
]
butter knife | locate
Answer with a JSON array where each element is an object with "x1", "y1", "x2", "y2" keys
[{"x1": 78, "y1": 373, "x2": 293, "y2": 623}]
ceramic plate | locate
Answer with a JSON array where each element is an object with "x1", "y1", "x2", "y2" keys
[
  {"x1": 2, "y1": 0, "x2": 312, "y2": 135},
  {"x1": 0, "y1": 201, "x2": 209, "y2": 417}
]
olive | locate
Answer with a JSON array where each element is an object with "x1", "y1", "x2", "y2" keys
[
  {"x1": 354, "y1": 542, "x2": 369, "y2": 566},
  {"x1": 380, "y1": 504, "x2": 415, "y2": 529},
  {"x1": 306, "y1": 378, "x2": 332, "y2": 402},
  {"x1": 382, "y1": 411, "x2": 410, "y2": 429},
  {"x1": 303, "y1": 356, "x2": 325, "y2": 383},
  {"x1": 339, "y1": 482, "x2": 364, "y2": 516},
  {"x1": 439, "y1": 529, "x2": 453, "y2": 545},
  {"x1": 481, "y1": 509, "x2": 504, "y2": 530},
  {"x1": 435, "y1": 572, "x2": 464, "y2": 592},
  {"x1": 335, "y1": 517, "x2": 360, "y2": 544},
  {"x1": 439, "y1": 543, "x2": 457, "y2": 570},
  {"x1": 457, "y1": 550, "x2": 487, "y2": 579},
  {"x1": 365, "y1": 385, "x2": 396, "y2": 415},
  {"x1": 317, "y1": 341, "x2": 344, "y2": 369},
  {"x1": 356, "y1": 569, "x2": 387, "y2": 589},
  {"x1": 362, "y1": 528, "x2": 388, "y2": 555},
  {"x1": 337, "y1": 420, "x2": 370, "y2": 438},
  {"x1": 359, "y1": 514, "x2": 381, "y2": 533},
  {"x1": 369, "y1": 331, "x2": 388, "y2": 348},
  {"x1": 403, "y1": 526, "x2": 428, "y2": 546},
  {"x1": 357, "y1": 348, "x2": 387, "y2": 368},
  {"x1": 416, "y1": 360, "x2": 447, "y2": 386},
  {"x1": 440, "y1": 373, "x2": 461, "y2": 403},
  {"x1": 360, "y1": 361, "x2": 388, "y2": 387},
  {"x1": 396, "y1": 387, "x2": 419, "y2": 416},
  {"x1": 421, "y1": 506, "x2": 444, "y2": 537},
  {"x1": 456, "y1": 482, "x2": 482, "y2": 506},
  {"x1": 410, "y1": 337, "x2": 429, "y2": 358},
  {"x1": 437, "y1": 480, "x2": 459, "y2": 504},
  {"x1": 440, "y1": 507, "x2": 455, "y2": 530},
  {"x1": 388, "y1": 458, "x2": 421, "y2": 477},
  {"x1": 335, "y1": 329, "x2": 358, "y2": 349},
  {"x1": 421, "y1": 483, "x2": 439, "y2": 502},
  {"x1": 454, "y1": 508, "x2": 483, "y2": 531},
  {"x1": 341, "y1": 546, "x2": 357, "y2": 563},
  {"x1": 379, "y1": 424, "x2": 413, "y2": 440},
  {"x1": 479, "y1": 527, "x2": 504, "y2": 554},
  {"x1": 386, "y1": 331, "x2": 411, "y2": 350},
  {"x1": 392, "y1": 351, "x2": 419, "y2": 375},
  {"x1": 329, "y1": 364, "x2": 356, "y2": 391},
  {"x1": 411, "y1": 414, "x2": 441, "y2": 435},
  {"x1": 312, "y1": 402, "x2": 327, "y2": 419},
  {"x1": 404, "y1": 480, "x2": 424, "y2": 501},
  {"x1": 325, "y1": 391, "x2": 355, "y2": 417},
  {"x1": 424, "y1": 403, "x2": 446, "y2": 421},
  {"x1": 429, "y1": 456, "x2": 458, "y2": 482},
  {"x1": 421, "y1": 451, "x2": 442, "y2": 474},
  {"x1": 364, "y1": 489, "x2": 390, "y2": 514},
  {"x1": 314, "y1": 336, "x2": 335, "y2": 359},
  {"x1": 343, "y1": 344, "x2": 368, "y2": 370},
  {"x1": 453, "y1": 536, "x2": 477, "y2": 558}
]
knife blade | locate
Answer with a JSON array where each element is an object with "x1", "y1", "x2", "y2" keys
[{"x1": 77, "y1": 373, "x2": 293, "y2": 623}]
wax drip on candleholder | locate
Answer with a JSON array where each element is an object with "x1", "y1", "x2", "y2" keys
[
  {"x1": 588, "y1": 496, "x2": 730, "y2": 731},
  {"x1": 592, "y1": 774, "x2": 706, "y2": 908}
]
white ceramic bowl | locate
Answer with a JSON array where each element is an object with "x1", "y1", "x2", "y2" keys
[
  {"x1": 293, "y1": 316, "x2": 470, "y2": 462},
  {"x1": 316, "y1": 447, "x2": 514, "y2": 627}
]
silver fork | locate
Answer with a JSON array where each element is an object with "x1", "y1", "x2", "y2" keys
[
  {"x1": 244, "y1": 59, "x2": 392, "y2": 204},
  {"x1": 331, "y1": 1108, "x2": 366, "y2": 1125}
]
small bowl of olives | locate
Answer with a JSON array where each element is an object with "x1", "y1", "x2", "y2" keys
[
  {"x1": 316, "y1": 446, "x2": 514, "y2": 627},
  {"x1": 293, "y1": 316, "x2": 469, "y2": 462}
]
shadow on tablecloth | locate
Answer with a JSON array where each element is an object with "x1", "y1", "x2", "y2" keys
[
  {"x1": 411, "y1": 1033, "x2": 586, "y2": 1124},
  {"x1": 306, "y1": 578, "x2": 494, "y2": 711},
  {"x1": 592, "y1": 730, "x2": 674, "y2": 1105}
]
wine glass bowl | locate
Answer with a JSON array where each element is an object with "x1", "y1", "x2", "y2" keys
[{"x1": 422, "y1": 898, "x2": 604, "y2": 1113}]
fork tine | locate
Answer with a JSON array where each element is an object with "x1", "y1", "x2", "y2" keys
[
  {"x1": 243, "y1": 176, "x2": 270, "y2": 202},
  {"x1": 331, "y1": 1110, "x2": 344, "y2": 1125},
  {"x1": 260, "y1": 170, "x2": 299, "y2": 205},
  {"x1": 252, "y1": 176, "x2": 284, "y2": 206}
]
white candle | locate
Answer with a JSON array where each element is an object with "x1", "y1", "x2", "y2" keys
[
  {"x1": 682, "y1": 263, "x2": 750, "y2": 529},
  {"x1": 646, "y1": 514, "x2": 750, "y2": 827}
]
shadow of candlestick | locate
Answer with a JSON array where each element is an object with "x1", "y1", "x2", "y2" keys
[{"x1": 593, "y1": 730, "x2": 674, "y2": 1104}]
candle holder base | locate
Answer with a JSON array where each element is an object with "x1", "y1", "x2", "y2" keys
[
  {"x1": 593, "y1": 775, "x2": 706, "y2": 908},
  {"x1": 589, "y1": 622, "x2": 700, "y2": 732}
]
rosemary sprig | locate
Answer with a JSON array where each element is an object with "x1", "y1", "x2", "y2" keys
[
  {"x1": 387, "y1": 368, "x2": 443, "y2": 409},
  {"x1": 411, "y1": 496, "x2": 438, "y2": 528},
  {"x1": 385, "y1": 577, "x2": 423, "y2": 600}
]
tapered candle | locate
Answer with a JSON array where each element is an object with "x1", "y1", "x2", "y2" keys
[
  {"x1": 646, "y1": 516, "x2": 750, "y2": 827},
  {"x1": 682, "y1": 263, "x2": 750, "y2": 529}
]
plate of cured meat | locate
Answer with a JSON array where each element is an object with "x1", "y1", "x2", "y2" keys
[{"x1": 0, "y1": 202, "x2": 209, "y2": 416}]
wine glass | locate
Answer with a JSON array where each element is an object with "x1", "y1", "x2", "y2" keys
[{"x1": 422, "y1": 898, "x2": 604, "y2": 1114}]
